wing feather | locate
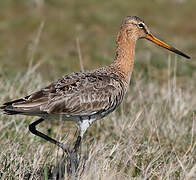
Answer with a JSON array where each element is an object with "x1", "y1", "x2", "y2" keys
[{"x1": 2, "y1": 68, "x2": 125, "y2": 117}]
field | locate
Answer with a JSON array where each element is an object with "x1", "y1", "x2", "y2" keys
[{"x1": 0, "y1": 0, "x2": 196, "y2": 179}]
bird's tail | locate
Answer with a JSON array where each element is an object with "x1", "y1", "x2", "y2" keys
[{"x1": 0, "y1": 98, "x2": 28, "y2": 115}]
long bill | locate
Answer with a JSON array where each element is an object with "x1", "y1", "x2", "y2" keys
[{"x1": 145, "y1": 33, "x2": 190, "y2": 59}]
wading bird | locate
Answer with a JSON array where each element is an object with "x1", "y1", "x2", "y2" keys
[{"x1": 1, "y1": 16, "x2": 190, "y2": 153}]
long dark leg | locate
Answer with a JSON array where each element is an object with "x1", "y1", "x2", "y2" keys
[
  {"x1": 67, "y1": 122, "x2": 89, "y2": 175},
  {"x1": 73, "y1": 135, "x2": 81, "y2": 153},
  {"x1": 66, "y1": 135, "x2": 82, "y2": 175},
  {"x1": 72, "y1": 119, "x2": 90, "y2": 153},
  {"x1": 29, "y1": 118, "x2": 68, "y2": 152}
]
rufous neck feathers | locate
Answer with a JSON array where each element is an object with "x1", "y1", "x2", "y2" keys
[{"x1": 113, "y1": 29, "x2": 136, "y2": 83}]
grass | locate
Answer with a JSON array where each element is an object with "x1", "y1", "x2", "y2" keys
[
  {"x1": 0, "y1": 0, "x2": 196, "y2": 179},
  {"x1": 0, "y1": 59, "x2": 195, "y2": 179}
]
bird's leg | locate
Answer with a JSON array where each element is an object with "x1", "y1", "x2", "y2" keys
[
  {"x1": 29, "y1": 118, "x2": 68, "y2": 152},
  {"x1": 67, "y1": 120, "x2": 90, "y2": 175},
  {"x1": 73, "y1": 135, "x2": 82, "y2": 153},
  {"x1": 66, "y1": 134, "x2": 81, "y2": 175},
  {"x1": 73, "y1": 119, "x2": 90, "y2": 152}
]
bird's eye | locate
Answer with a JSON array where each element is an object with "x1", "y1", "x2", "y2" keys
[{"x1": 138, "y1": 23, "x2": 144, "y2": 29}]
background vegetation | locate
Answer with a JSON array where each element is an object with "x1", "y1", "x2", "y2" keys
[{"x1": 0, "y1": 0, "x2": 195, "y2": 179}]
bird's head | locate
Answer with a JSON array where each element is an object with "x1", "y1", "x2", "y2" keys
[{"x1": 120, "y1": 16, "x2": 190, "y2": 59}]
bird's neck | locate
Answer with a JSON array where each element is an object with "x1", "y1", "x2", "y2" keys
[{"x1": 112, "y1": 30, "x2": 136, "y2": 84}]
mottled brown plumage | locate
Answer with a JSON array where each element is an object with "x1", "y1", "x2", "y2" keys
[
  {"x1": 1, "y1": 16, "x2": 190, "y2": 152},
  {"x1": 2, "y1": 67, "x2": 125, "y2": 120}
]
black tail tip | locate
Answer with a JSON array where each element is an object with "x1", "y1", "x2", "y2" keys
[
  {"x1": 0, "y1": 105, "x2": 20, "y2": 115},
  {"x1": 0, "y1": 105, "x2": 5, "y2": 109},
  {"x1": 1, "y1": 109, "x2": 21, "y2": 115}
]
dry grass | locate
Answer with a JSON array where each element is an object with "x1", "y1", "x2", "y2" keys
[
  {"x1": 0, "y1": 1, "x2": 195, "y2": 179},
  {"x1": 0, "y1": 58, "x2": 195, "y2": 179}
]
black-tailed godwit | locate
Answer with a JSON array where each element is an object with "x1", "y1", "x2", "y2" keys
[{"x1": 1, "y1": 16, "x2": 190, "y2": 153}]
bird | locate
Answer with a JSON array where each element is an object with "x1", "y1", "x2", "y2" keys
[{"x1": 0, "y1": 16, "x2": 190, "y2": 153}]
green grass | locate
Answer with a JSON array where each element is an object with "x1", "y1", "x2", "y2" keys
[{"x1": 0, "y1": 0, "x2": 196, "y2": 179}]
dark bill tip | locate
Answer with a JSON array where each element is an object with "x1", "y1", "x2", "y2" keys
[
  {"x1": 145, "y1": 33, "x2": 191, "y2": 60},
  {"x1": 170, "y1": 47, "x2": 190, "y2": 59}
]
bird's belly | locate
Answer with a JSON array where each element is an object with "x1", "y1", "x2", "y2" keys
[{"x1": 41, "y1": 102, "x2": 119, "y2": 124}]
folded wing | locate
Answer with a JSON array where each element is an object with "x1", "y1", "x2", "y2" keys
[{"x1": 1, "y1": 70, "x2": 125, "y2": 117}]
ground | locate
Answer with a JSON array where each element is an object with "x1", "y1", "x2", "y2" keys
[{"x1": 0, "y1": 0, "x2": 196, "y2": 179}]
